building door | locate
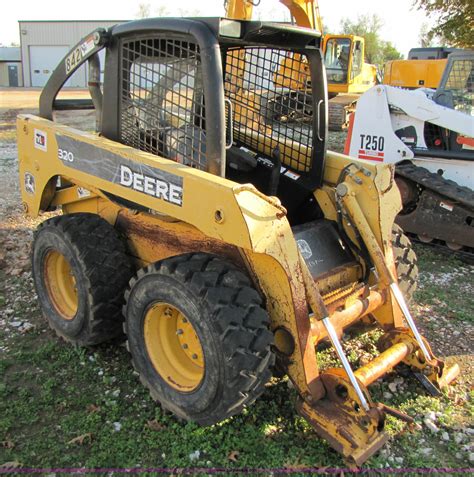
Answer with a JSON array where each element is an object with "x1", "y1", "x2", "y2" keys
[
  {"x1": 8, "y1": 65, "x2": 18, "y2": 86},
  {"x1": 29, "y1": 45, "x2": 85, "y2": 88}
]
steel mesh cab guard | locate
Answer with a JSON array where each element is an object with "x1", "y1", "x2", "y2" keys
[{"x1": 40, "y1": 17, "x2": 327, "y2": 189}]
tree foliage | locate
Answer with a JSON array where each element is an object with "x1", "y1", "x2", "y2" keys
[
  {"x1": 339, "y1": 14, "x2": 403, "y2": 65},
  {"x1": 136, "y1": 2, "x2": 151, "y2": 19},
  {"x1": 135, "y1": 2, "x2": 201, "y2": 19},
  {"x1": 414, "y1": 0, "x2": 474, "y2": 48}
]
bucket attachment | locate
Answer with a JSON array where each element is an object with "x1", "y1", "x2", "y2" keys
[
  {"x1": 298, "y1": 243, "x2": 458, "y2": 464},
  {"x1": 297, "y1": 369, "x2": 388, "y2": 466},
  {"x1": 297, "y1": 327, "x2": 459, "y2": 464}
]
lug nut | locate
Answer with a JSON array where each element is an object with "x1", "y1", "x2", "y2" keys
[
  {"x1": 182, "y1": 344, "x2": 188, "y2": 349},
  {"x1": 192, "y1": 354, "x2": 198, "y2": 360},
  {"x1": 176, "y1": 329, "x2": 183, "y2": 335},
  {"x1": 182, "y1": 318, "x2": 188, "y2": 323}
]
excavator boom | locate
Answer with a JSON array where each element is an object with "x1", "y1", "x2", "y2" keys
[
  {"x1": 224, "y1": 0, "x2": 377, "y2": 130},
  {"x1": 225, "y1": 0, "x2": 323, "y2": 32}
]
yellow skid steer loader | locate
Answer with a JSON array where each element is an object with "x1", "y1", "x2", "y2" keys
[{"x1": 17, "y1": 18, "x2": 458, "y2": 464}]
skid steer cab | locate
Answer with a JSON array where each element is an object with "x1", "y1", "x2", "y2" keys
[{"x1": 17, "y1": 17, "x2": 458, "y2": 465}]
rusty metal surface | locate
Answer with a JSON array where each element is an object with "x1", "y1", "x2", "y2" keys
[
  {"x1": 378, "y1": 329, "x2": 460, "y2": 391},
  {"x1": 313, "y1": 263, "x2": 361, "y2": 299},
  {"x1": 354, "y1": 341, "x2": 412, "y2": 387},
  {"x1": 297, "y1": 368, "x2": 388, "y2": 465},
  {"x1": 115, "y1": 209, "x2": 244, "y2": 267},
  {"x1": 311, "y1": 288, "x2": 384, "y2": 342}
]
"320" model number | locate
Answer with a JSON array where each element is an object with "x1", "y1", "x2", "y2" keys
[{"x1": 58, "y1": 148, "x2": 74, "y2": 163}]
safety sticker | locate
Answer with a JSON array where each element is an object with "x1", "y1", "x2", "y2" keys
[
  {"x1": 439, "y1": 201, "x2": 454, "y2": 212},
  {"x1": 34, "y1": 129, "x2": 47, "y2": 152},
  {"x1": 77, "y1": 187, "x2": 91, "y2": 198},
  {"x1": 24, "y1": 172, "x2": 35, "y2": 195},
  {"x1": 284, "y1": 170, "x2": 301, "y2": 181},
  {"x1": 65, "y1": 35, "x2": 96, "y2": 74},
  {"x1": 297, "y1": 239, "x2": 313, "y2": 260}
]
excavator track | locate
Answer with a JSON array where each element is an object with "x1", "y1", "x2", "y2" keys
[
  {"x1": 396, "y1": 162, "x2": 474, "y2": 208},
  {"x1": 408, "y1": 234, "x2": 474, "y2": 265},
  {"x1": 395, "y1": 161, "x2": 474, "y2": 262},
  {"x1": 328, "y1": 94, "x2": 359, "y2": 131}
]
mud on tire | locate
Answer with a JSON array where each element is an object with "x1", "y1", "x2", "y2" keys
[
  {"x1": 123, "y1": 253, "x2": 275, "y2": 425},
  {"x1": 32, "y1": 213, "x2": 134, "y2": 346}
]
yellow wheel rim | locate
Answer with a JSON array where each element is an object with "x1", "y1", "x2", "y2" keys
[
  {"x1": 144, "y1": 303, "x2": 204, "y2": 392},
  {"x1": 43, "y1": 250, "x2": 78, "y2": 320}
]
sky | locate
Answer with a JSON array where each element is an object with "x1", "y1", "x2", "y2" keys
[{"x1": 0, "y1": 0, "x2": 436, "y2": 58}]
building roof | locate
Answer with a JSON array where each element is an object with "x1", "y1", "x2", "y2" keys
[
  {"x1": 0, "y1": 47, "x2": 21, "y2": 62},
  {"x1": 18, "y1": 20, "x2": 128, "y2": 23}
]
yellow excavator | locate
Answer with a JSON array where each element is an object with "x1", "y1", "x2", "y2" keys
[
  {"x1": 383, "y1": 47, "x2": 462, "y2": 90},
  {"x1": 225, "y1": 0, "x2": 378, "y2": 130}
]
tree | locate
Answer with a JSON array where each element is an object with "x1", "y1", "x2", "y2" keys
[
  {"x1": 136, "y1": 2, "x2": 151, "y2": 19},
  {"x1": 414, "y1": 0, "x2": 473, "y2": 48},
  {"x1": 156, "y1": 5, "x2": 170, "y2": 17},
  {"x1": 381, "y1": 42, "x2": 403, "y2": 62},
  {"x1": 339, "y1": 14, "x2": 403, "y2": 65},
  {"x1": 418, "y1": 22, "x2": 447, "y2": 48}
]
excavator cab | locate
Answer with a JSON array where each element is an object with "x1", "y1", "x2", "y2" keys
[
  {"x1": 324, "y1": 37, "x2": 350, "y2": 84},
  {"x1": 323, "y1": 34, "x2": 375, "y2": 95}
]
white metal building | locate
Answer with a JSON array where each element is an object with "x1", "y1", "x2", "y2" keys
[
  {"x1": 19, "y1": 20, "x2": 127, "y2": 87},
  {"x1": 0, "y1": 47, "x2": 23, "y2": 87}
]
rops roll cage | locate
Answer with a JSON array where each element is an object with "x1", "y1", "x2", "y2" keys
[{"x1": 39, "y1": 17, "x2": 328, "y2": 188}]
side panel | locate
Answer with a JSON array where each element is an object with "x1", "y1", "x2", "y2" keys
[
  {"x1": 16, "y1": 114, "x2": 327, "y2": 400},
  {"x1": 383, "y1": 59, "x2": 446, "y2": 89}
]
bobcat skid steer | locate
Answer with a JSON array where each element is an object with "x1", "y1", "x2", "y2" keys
[{"x1": 17, "y1": 17, "x2": 458, "y2": 465}]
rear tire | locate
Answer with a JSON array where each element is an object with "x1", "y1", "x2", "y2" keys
[
  {"x1": 392, "y1": 224, "x2": 418, "y2": 303},
  {"x1": 124, "y1": 253, "x2": 274, "y2": 425},
  {"x1": 32, "y1": 213, "x2": 133, "y2": 346}
]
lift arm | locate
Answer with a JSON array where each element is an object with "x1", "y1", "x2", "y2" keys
[{"x1": 385, "y1": 86, "x2": 474, "y2": 137}]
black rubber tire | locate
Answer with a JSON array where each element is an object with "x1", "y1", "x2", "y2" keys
[
  {"x1": 392, "y1": 224, "x2": 418, "y2": 303},
  {"x1": 123, "y1": 253, "x2": 275, "y2": 425},
  {"x1": 32, "y1": 213, "x2": 134, "y2": 346}
]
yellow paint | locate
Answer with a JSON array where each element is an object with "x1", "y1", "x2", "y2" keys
[
  {"x1": 224, "y1": 1, "x2": 376, "y2": 96},
  {"x1": 17, "y1": 105, "x2": 450, "y2": 464},
  {"x1": 383, "y1": 59, "x2": 447, "y2": 89},
  {"x1": 144, "y1": 303, "x2": 204, "y2": 392},
  {"x1": 43, "y1": 250, "x2": 78, "y2": 320}
]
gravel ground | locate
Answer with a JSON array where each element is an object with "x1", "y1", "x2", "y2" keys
[{"x1": 0, "y1": 97, "x2": 472, "y2": 471}]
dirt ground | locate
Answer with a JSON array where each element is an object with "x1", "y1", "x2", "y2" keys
[
  {"x1": 0, "y1": 88, "x2": 90, "y2": 109},
  {"x1": 0, "y1": 90, "x2": 472, "y2": 471}
]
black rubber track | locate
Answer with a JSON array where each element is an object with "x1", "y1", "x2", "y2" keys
[
  {"x1": 123, "y1": 253, "x2": 275, "y2": 426},
  {"x1": 392, "y1": 224, "x2": 419, "y2": 303},
  {"x1": 32, "y1": 213, "x2": 134, "y2": 346},
  {"x1": 396, "y1": 161, "x2": 474, "y2": 209}
]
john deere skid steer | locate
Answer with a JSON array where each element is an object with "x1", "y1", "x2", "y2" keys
[{"x1": 17, "y1": 18, "x2": 458, "y2": 464}]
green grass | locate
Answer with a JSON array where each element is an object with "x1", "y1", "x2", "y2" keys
[
  {"x1": 413, "y1": 244, "x2": 473, "y2": 324},
  {"x1": 0, "y1": 246, "x2": 472, "y2": 471}
]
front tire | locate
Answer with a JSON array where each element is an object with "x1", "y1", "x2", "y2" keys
[{"x1": 124, "y1": 253, "x2": 274, "y2": 425}]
